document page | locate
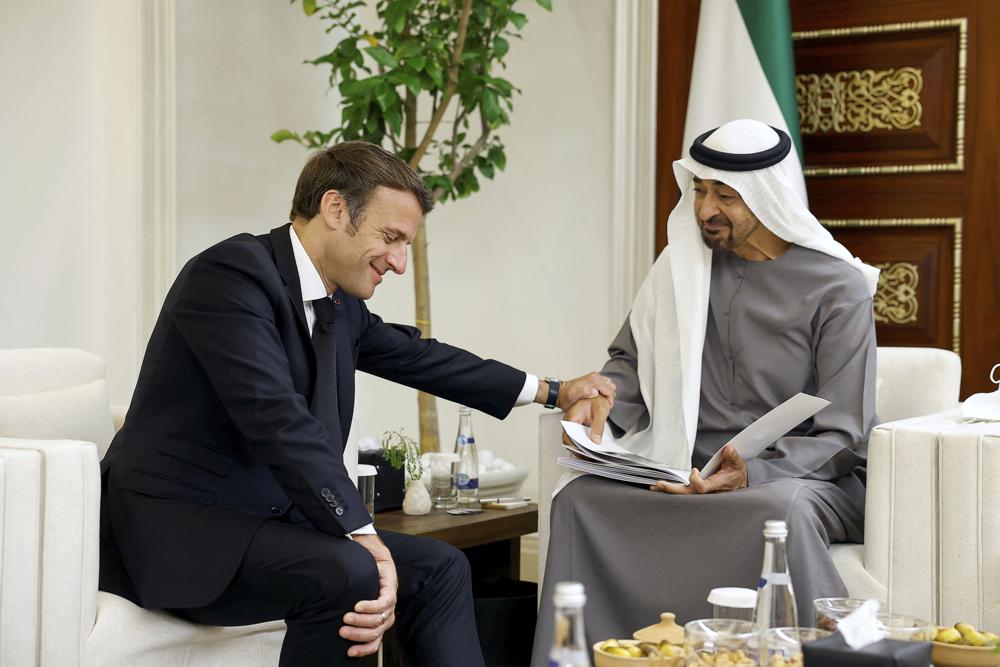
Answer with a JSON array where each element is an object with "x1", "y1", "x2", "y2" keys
[{"x1": 698, "y1": 392, "x2": 830, "y2": 478}]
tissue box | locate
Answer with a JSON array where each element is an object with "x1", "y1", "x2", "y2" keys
[
  {"x1": 803, "y1": 634, "x2": 931, "y2": 666},
  {"x1": 359, "y1": 452, "x2": 405, "y2": 513}
]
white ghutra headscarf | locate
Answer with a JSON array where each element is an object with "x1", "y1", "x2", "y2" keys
[{"x1": 617, "y1": 119, "x2": 880, "y2": 470}]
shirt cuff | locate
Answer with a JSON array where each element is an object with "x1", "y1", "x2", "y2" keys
[
  {"x1": 514, "y1": 373, "x2": 539, "y2": 407},
  {"x1": 347, "y1": 523, "x2": 377, "y2": 539}
]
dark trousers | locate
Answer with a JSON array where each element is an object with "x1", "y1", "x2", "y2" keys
[{"x1": 170, "y1": 520, "x2": 485, "y2": 667}]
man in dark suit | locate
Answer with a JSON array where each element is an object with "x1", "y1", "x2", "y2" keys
[{"x1": 99, "y1": 141, "x2": 613, "y2": 666}]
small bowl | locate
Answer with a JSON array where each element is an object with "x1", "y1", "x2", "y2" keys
[
  {"x1": 593, "y1": 640, "x2": 685, "y2": 667},
  {"x1": 876, "y1": 612, "x2": 934, "y2": 642},
  {"x1": 932, "y1": 642, "x2": 1000, "y2": 667}
]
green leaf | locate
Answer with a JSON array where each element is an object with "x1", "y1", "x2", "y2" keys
[
  {"x1": 384, "y1": 105, "x2": 403, "y2": 135},
  {"x1": 270, "y1": 129, "x2": 301, "y2": 144},
  {"x1": 477, "y1": 158, "x2": 495, "y2": 179},
  {"x1": 385, "y1": 1, "x2": 407, "y2": 33},
  {"x1": 509, "y1": 12, "x2": 528, "y2": 29},
  {"x1": 535, "y1": 0, "x2": 553, "y2": 10},
  {"x1": 493, "y1": 36, "x2": 510, "y2": 58},
  {"x1": 408, "y1": 55, "x2": 426, "y2": 71},
  {"x1": 488, "y1": 145, "x2": 506, "y2": 170},
  {"x1": 488, "y1": 76, "x2": 514, "y2": 96},
  {"x1": 482, "y1": 88, "x2": 502, "y2": 126},
  {"x1": 340, "y1": 76, "x2": 382, "y2": 98},
  {"x1": 395, "y1": 40, "x2": 423, "y2": 59},
  {"x1": 302, "y1": 0, "x2": 319, "y2": 16},
  {"x1": 365, "y1": 46, "x2": 399, "y2": 69},
  {"x1": 425, "y1": 62, "x2": 444, "y2": 88},
  {"x1": 389, "y1": 70, "x2": 423, "y2": 95}
]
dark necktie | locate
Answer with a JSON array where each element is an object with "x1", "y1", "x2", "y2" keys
[{"x1": 310, "y1": 296, "x2": 342, "y2": 448}]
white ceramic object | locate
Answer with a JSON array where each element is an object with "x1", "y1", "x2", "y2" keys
[{"x1": 402, "y1": 481, "x2": 432, "y2": 515}]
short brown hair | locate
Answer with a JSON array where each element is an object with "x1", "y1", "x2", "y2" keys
[{"x1": 289, "y1": 141, "x2": 434, "y2": 227}]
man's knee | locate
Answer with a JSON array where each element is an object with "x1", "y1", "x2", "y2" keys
[{"x1": 300, "y1": 545, "x2": 379, "y2": 612}]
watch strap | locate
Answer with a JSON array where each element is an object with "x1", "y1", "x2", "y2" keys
[{"x1": 542, "y1": 377, "x2": 561, "y2": 409}]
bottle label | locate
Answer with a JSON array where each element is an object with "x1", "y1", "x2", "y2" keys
[
  {"x1": 457, "y1": 435, "x2": 476, "y2": 446},
  {"x1": 456, "y1": 474, "x2": 478, "y2": 490},
  {"x1": 768, "y1": 572, "x2": 791, "y2": 585}
]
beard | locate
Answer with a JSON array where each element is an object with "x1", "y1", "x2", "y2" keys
[{"x1": 699, "y1": 217, "x2": 733, "y2": 250}]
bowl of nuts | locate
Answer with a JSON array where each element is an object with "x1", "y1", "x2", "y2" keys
[
  {"x1": 931, "y1": 623, "x2": 1000, "y2": 667},
  {"x1": 683, "y1": 619, "x2": 759, "y2": 666},
  {"x1": 593, "y1": 639, "x2": 685, "y2": 666}
]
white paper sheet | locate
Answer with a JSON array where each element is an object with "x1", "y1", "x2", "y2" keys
[{"x1": 698, "y1": 392, "x2": 831, "y2": 478}]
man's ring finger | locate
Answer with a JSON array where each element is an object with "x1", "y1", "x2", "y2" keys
[{"x1": 380, "y1": 610, "x2": 388, "y2": 623}]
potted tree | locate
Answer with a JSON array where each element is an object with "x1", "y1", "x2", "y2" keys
[{"x1": 274, "y1": 0, "x2": 552, "y2": 452}]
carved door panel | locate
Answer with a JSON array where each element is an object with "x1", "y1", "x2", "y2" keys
[{"x1": 656, "y1": 0, "x2": 1000, "y2": 396}]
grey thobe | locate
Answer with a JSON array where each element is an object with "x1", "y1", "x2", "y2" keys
[{"x1": 532, "y1": 245, "x2": 877, "y2": 664}]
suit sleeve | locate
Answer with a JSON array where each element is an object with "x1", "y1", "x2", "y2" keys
[
  {"x1": 745, "y1": 298, "x2": 877, "y2": 485},
  {"x1": 356, "y1": 305, "x2": 526, "y2": 419},
  {"x1": 171, "y1": 244, "x2": 370, "y2": 535}
]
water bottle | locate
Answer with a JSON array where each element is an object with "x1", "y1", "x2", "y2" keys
[
  {"x1": 454, "y1": 407, "x2": 479, "y2": 506},
  {"x1": 754, "y1": 520, "x2": 798, "y2": 631},
  {"x1": 549, "y1": 581, "x2": 589, "y2": 667}
]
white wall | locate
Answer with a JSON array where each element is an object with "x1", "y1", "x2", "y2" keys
[
  {"x1": 0, "y1": 1, "x2": 142, "y2": 404},
  {"x1": 173, "y1": 0, "x2": 617, "y2": 497}
]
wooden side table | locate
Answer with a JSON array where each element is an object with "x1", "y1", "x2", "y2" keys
[{"x1": 371, "y1": 504, "x2": 539, "y2": 666}]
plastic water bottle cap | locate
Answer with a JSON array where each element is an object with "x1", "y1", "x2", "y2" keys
[
  {"x1": 553, "y1": 581, "x2": 587, "y2": 607},
  {"x1": 763, "y1": 520, "x2": 788, "y2": 538},
  {"x1": 707, "y1": 587, "x2": 757, "y2": 609}
]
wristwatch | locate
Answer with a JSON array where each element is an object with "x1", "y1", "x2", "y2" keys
[{"x1": 542, "y1": 377, "x2": 561, "y2": 409}]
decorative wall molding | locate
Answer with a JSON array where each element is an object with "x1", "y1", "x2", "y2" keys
[
  {"x1": 821, "y1": 217, "x2": 962, "y2": 354},
  {"x1": 611, "y1": 0, "x2": 658, "y2": 332},
  {"x1": 794, "y1": 18, "x2": 966, "y2": 177},
  {"x1": 139, "y1": 0, "x2": 177, "y2": 343},
  {"x1": 797, "y1": 67, "x2": 924, "y2": 134},
  {"x1": 872, "y1": 261, "x2": 920, "y2": 324}
]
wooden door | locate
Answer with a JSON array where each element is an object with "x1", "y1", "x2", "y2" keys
[{"x1": 656, "y1": 0, "x2": 1000, "y2": 396}]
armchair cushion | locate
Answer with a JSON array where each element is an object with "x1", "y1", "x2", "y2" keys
[{"x1": 0, "y1": 378, "x2": 115, "y2": 457}]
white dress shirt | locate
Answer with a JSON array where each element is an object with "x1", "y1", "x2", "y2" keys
[{"x1": 288, "y1": 228, "x2": 538, "y2": 536}]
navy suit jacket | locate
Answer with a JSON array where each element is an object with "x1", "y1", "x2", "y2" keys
[{"x1": 99, "y1": 224, "x2": 525, "y2": 609}]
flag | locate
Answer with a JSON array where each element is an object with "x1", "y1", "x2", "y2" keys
[{"x1": 682, "y1": 0, "x2": 806, "y2": 201}]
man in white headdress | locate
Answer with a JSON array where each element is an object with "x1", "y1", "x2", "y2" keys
[{"x1": 532, "y1": 119, "x2": 879, "y2": 664}]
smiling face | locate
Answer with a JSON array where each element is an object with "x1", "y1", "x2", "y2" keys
[
  {"x1": 692, "y1": 177, "x2": 762, "y2": 252},
  {"x1": 316, "y1": 185, "x2": 423, "y2": 299}
]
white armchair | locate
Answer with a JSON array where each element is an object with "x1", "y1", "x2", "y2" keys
[
  {"x1": 536, "y1": 347, "x2": 992, "y2": 626},
  {"x1": 0, "y1": 348, "x2": 360, "y2": 666}
]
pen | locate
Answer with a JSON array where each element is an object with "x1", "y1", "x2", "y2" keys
[{"x1": 478, "y1": 496, "x2": 531, "y2": 504}]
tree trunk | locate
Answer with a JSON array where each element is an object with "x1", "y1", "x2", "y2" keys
[
  {"x1": 412, "y1": 225, "x2": 440, "y2": 453},
  {"x1": 405, "y1": 88, "x2": 440, "y2": 453}
]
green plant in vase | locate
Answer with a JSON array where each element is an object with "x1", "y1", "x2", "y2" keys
[{"x1": 381, "y1": 428, "x2": 431, "y2": 514}]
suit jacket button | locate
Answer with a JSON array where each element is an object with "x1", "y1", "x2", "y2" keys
[
  {"x1": 270, "y1": 505, "x2": 283, "y2": 514},
  {"x1": 335, "y1": 507, "x2": 344, "y2": 516},
  {"x1": 321, "y1": 487, "x2": 332, "y2": 498}
]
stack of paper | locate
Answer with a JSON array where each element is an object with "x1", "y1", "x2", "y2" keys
[
  {"x1": 559, "y1": 421, "x2": 691, "y2": 486},
  {"x1": 558, "y1": 392, "x2": 831, "y2": 488}
]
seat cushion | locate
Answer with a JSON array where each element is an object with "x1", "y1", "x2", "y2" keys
[
  {"x1": 0, "y1": 379, "x2": 115, "y2": 456},
  {"x1": 85, "y1": 592, "x2": 285, "y2": 667}
]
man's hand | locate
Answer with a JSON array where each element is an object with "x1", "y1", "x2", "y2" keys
[
  {"x1": 561, "y1": 395, "x2": 612, "y2": 444},
  {"x1": 557, "y1": 372, "x2": 616, "y2": 412},
  {"x1": 341, "y1": 534, "x2": 397, "y2": 658},
  {"x1": 651, "y1": 445, "x2": 748, "y2": 495}
]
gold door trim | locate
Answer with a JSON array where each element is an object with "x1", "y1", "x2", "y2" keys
[
  {"x1": 797, "y1": 67, "x2": 924, "y2": 135},
  {"x1": 821, "y1": 217, "x2": 962, "y2": 354},
  {"x1": 793, "y1": 18, "x2": 966, "y2": 177}
]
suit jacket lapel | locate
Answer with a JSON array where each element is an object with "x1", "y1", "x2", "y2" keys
[{"x1": 269, "y1": 224, "x2": 310, "y2": 338}]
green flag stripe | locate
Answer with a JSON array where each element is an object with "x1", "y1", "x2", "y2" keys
[{"x1": 735, "y1": 0, "x2": 803, "y2": 159}]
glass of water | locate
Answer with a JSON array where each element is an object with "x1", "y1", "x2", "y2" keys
[{"x1": 428, "y1": 452, "x2": 460, "y2": 509}]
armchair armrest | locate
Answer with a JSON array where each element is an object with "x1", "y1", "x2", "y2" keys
[
  {"x1": 865, "y1": 410, "x2": 1000, "y2": 628},
  {"x1": 0, "y1": 437, "x2": 101, "y2": 667}
]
